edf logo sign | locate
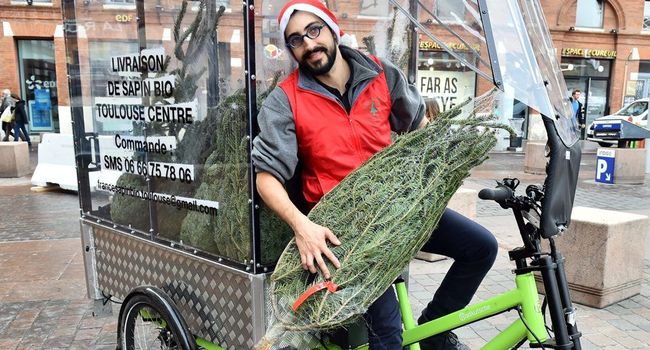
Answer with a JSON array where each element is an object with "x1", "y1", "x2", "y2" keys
[{"x1": 595, "y1": 149, "x2": 616, "y2": 184}]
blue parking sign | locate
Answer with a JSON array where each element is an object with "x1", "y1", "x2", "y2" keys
[{"x1": 595, "y1": 149, "x2": 615, "y2": 184}]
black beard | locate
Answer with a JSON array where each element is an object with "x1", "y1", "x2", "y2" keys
[{"x1": 299, "y1": 45, "x2": 336, "y2": 76}]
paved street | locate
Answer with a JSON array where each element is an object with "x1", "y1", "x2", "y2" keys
[{"x1": 0, "y1": 146, "x2": 649, "y2": 349}]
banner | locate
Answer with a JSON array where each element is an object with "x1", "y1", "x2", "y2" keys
[{"x1": 417, "y1": 69, "x2": 475, "y2": 112}]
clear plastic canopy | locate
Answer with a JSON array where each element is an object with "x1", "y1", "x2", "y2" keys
[
  {"x1": 388, "y1": 0, "x2": 580, "y2": 146},
  {"x1": 390, "y1": 0, "x2": 494, "y2": 83},
  {"x1": 481, "y1": 0, "x2": 579, "y2": 146}
]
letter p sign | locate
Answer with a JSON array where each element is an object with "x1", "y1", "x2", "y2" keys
[{"x1": 595, "y1": 149, "x2": 615, "y2": 184}]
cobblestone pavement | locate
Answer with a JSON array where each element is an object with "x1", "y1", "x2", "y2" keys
[
  {"x1": 0, "y1": 149, "x2": 649, "y2": 349},
  {"x1": 0, "y1": 189, "x2": 80, "y2": 241}
]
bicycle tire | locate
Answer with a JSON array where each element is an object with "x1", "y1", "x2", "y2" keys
[{"x1": 119, "y1": 293, "x2": 190, "y2": 350}]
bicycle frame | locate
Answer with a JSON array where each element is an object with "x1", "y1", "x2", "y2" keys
[
  {"x1": 189, "y1": 272, "x2": 546, "y2": 350},
  {"x1": 400, "y1": 271, "x2": 547, "y2": 350}
]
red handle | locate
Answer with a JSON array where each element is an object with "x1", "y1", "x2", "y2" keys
[{"x1": 292, "y1": 280, "x2": 339, "y2": 312}]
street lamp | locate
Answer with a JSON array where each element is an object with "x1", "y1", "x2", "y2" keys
[{"x1": 621, "y1": 47, "x2": 640, "y2": 106}]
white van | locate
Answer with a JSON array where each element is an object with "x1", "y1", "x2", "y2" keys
[{"x1": 586, "y1": 98, "x2": 649, "y2": 147}]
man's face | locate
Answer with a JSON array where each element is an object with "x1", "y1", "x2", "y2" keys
[
  {"x1": 573, "y1": 92, "x2": 581, "y2": 100},
  {"x1": 284, "y1": 11, "x2": 337, "y2": 76}
]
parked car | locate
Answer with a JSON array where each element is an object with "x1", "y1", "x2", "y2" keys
[{"x1": 586, "y1": 98, "x2": 649, "y2": 147}]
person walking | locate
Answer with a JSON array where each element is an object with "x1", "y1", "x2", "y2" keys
[
  {"x1": 252, "y1": 1, "x2": 497, "y2": 349},
  {"x1": 11, "y1": 94, "x2": 31, "y2": 147},
  {"x1": 569, "y1": 89, "x2": 585, "y2": 136},
  {"x1": 1, "y1": 89, "x2": 15, "y2": 141}
]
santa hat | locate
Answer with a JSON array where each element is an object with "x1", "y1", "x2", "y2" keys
[{"x1": 278, "y1": 0, "x2": 343, "y2": 43}]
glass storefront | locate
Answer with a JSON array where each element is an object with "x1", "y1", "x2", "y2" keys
[
  {"x1": 17, "y1": 40, "x2": 59, "y2": 132},
  {"x1": 562, "y1": 57, "x2": 612, "y2": 138}
]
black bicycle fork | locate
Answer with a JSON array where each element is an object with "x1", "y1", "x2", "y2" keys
[
  {"x1": 508, "y1": 207, "x2": 582, "y2": 349},
  {"x1": 542, "y1": 238, "x2": 582, "y2": 350},
  {"x1": 524, "y1": 242, "x2": 582, "y2": 350}
]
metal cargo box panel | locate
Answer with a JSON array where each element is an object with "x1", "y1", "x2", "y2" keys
[{"x1": 91, "y1": 223, "x2": 266, "y2": 349}]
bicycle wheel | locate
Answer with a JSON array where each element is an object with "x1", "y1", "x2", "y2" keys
[{"x1": 119, "y1": 293, "x2": 188, "y2": 350}]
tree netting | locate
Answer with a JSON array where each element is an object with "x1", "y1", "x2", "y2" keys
[{"x1": 259, "y1": 89, "x2": 509, "y2": 350}]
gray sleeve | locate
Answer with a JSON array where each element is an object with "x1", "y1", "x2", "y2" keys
[
  {"x1": 381, "y1": 58, "x2": 425, "y2": 133},
  {"x1": 251, "y1": 87, "x2": 299, "y2": 184}
]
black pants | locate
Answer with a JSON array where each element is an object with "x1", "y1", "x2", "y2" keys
[
  {"x1": 2, "y1": 121, "x2": 12, "y2": 141},
  {"x1": 364, "y1": 208, "x2": 498, "y2": 349},
  {"x1": 2, "y1": 121, "x2": 25, "y2": 142}
]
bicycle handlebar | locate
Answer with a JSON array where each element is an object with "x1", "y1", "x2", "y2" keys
[{"x1": 478, "y1": 185, "x2": 514, "y2": 201}]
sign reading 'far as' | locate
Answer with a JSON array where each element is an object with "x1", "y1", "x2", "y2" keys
[{"x1": 417, "y1": 69, "x2": 475, "y2": 112}]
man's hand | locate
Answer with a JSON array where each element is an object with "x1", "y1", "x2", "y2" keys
[
  {"x1": 255, "y1": 172, "x2": 341, "y2": 279},
  {"x1": 293, "y1": 216, "x2": 341, "y2": 279}
]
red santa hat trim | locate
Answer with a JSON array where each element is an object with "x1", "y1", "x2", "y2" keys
[{"x1": 278, "y1": 0, "x2": 343, "y2": 43}]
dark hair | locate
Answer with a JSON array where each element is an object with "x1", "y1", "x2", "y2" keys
[
  {"x1": 571, "y1": 89, "x2": 581, "y2": 95},
  {"x1": 424, "y1": 98, "x2": 440, "y2": 120},
  {"x1": 10, "y1": 93, "x2": 21, "y2": 101}
]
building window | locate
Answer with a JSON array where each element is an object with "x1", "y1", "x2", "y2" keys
[
  {"x1": 359, "y1": 0, "x2": 389, "y2": 18},
  {"x1": 436, "y1": 0, "x2": 466, "y2": 22},
  {"x1": 575, "y1": 0, "x2": 603, "y2": 29},
  {"x1": 643, "y1": 0, "x2": 650, "y2": 31},
  {"x1": 17, "y1": 40, "x2": 58, "y2": 132}
]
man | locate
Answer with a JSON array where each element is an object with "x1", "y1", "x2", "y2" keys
[
  {"x1": 570, "y1": 89, "x2": 585, "y2": 130},
  {"x1": 11, "y1": 94, "x2": 31, "y2": 147},
  {"x1": 1, "y1": 89, "x2": 15, "y2": 141},
  {"x1": 252, "y1": 1, "x2": 497, "y2": 349}
]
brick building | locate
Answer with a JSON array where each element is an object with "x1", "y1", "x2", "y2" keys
[
  {"x1": 1, "y1": 0, "x2": 650, "y2": 140},
  {"x1": 1, "y1": 0, "x2": 67, "y2": 134},
  {"x1": 543, "y1": 0, "x2": 650, "y2": 134}
]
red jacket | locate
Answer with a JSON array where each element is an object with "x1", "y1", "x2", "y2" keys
[{"x1": 280, "y1": 56, "x2": 392, "y2": 206}]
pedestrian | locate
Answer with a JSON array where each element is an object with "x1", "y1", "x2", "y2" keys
[
  {"x1": 1, "y1": 89, "x2": 14, "y2": 141},
  {"x1": 11, "y1": 94, "x2": 31, "y2": 147},
  {"x1": 569, "y1": 89, "x2": 585, "y2": 129},
  {"x1": 252, "y1": 1, "x2": 497, "y2": 349}
]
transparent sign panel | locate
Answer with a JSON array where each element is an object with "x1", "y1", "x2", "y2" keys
[
  {"x1": 69, "y1": 0, "x2": 251, "y2": 264},
  {"x1": 139, "y1": 0, "x2": 249, "y2": 263},
  {"x1": 254, "y1": 0, "x2": 300, "y2": 266},
  {"x1": 68, "y1": 3, "x2": 145, "y2": 231}
]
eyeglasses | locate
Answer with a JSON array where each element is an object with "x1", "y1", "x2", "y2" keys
[{"x1": 286, "y1": 24, "x2": 325, "y2": 49}]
